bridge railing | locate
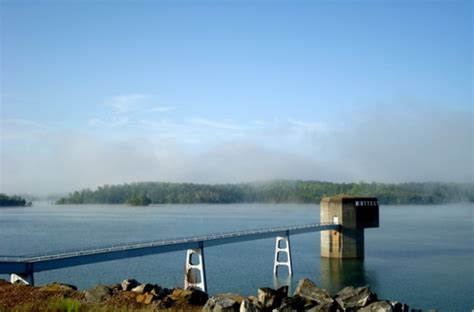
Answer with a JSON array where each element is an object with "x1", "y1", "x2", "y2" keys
[{"x1": 0, "y1": 222, "x2": 336, "y2": 263}]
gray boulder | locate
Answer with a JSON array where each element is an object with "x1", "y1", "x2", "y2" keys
[
  {"x1": 39, "y1": 283, "x2": 77, "y2": 292},
  {"x1": 272, "y1": 297, "x2": 293, "y2": 312},
  {"x1": 257, "y1": 288, "x2": 277, "y2": 310},
  {"x1": 306, "y1": 301, "x2": 335, "y2": 312},
  {"x1": 272, "y1": 305, "x2": 292, "y2": 312},
  {"x1": 276, "y1": 286, "x2": 289, "y2": 298},
  {"x1": 294, "y1": 278, "x2": 333, "y2": 305},
  {"x1": 240, "y1": 299, "x2": 261, "y2": 312},
  {"x1": 110, "y1": 283, "x2": 122, "y2": 295},
  {"x1": 151, "y1": 285, "x2": 171, "y2": 299},
  {"x1": 131, "y1": 284, "x2": 145, "y2": 294},
  {"x1": 84, "y1": 285, "x2": 112, "y2": 303},
  {"x1": 359, "y1": 300, "x2": 393, "y2": 312},
  {"x1": 390, "y1": 301, "x2": 409, "y2": 312},
  {"x1": 202, "y1": 294, "x2": 244, "y2": 312},
  {"x1": 131, "y1": 283, "x2": 154, "y2": 294},
  {"x1": 187, "y1": 287, "x2": 209, "y2": 305},
  {"x1": 272, "y1": 295, "x2": 313, "y2": 312},
  {"x1": 335, "y1": 286, "x2": 376, "y2": 311},
  {"x1": 121, "y1": 278, "x2": 140, "y2": 291},
  {"x1": 169, "y1": 287, "x2": 209, "y2": 305},
  {"x1": 257, "y1": 287, "x2": 287, "y2": 310},
  {"x1": 274, "y1": 298, "x2": 334, "y2": 312},
  {"x1": 155, "y1": 296, "x2": 175, "y2": 309}
]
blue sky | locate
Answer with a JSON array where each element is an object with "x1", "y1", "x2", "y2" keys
[{"x1": 1, "y1": 0, "x2": 472, "y2": 194}]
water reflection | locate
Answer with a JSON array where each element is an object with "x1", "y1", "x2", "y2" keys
[
  {"x1": 319, "y1": 258, "x2": 376, "y2": 294},
  {"x1": 273, "y1": 274, "x2": 292, "y2": 293}
]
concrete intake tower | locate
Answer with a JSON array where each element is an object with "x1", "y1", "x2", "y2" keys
[{"x1": 320, "y1": 195, "x2": 379, "y2": 259}]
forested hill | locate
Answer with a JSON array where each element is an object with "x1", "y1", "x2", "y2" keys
[
  {"x1": 56, "y1": 181, "x2": 474, "y2": 205},
  {"x1": 0, "y1": 194, "x2": 32, "y2": 207}
]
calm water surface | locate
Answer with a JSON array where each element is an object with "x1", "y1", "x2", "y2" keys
[{"x1": 0, "y1": 203, "x2": 472, "y2": 311}]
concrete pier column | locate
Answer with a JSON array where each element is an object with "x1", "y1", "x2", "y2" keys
[
  {"x1": 320, "y1": 196, "x2": 379, "y2": 259},
  {"x1": 10, "y1": 273, "x2": 34, "y2": 286},
  {"x1": 273, "y1": 235, "x2": 293, "y2": 276},
  {"x1": 184, "y1": 247, "x2": 207, "y2": 292}
]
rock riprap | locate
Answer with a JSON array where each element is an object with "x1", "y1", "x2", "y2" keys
[
  {"x1": 121, "y1": 278, "x2": 140, "y2": 291},
  {"x1": 39, "y1": 282, "x2": 77, "y2": 292},
  {"x1": 335, "y1": 286, "x2": 377, "y2": 310},
  {"x1": 84, "y1": 284, "x2": 112, "y2": 303},
  {"x1": 294, "y1": 278, "x2": 334, "y2": 305},
  {"x1": 202, "y1": 293, "x2": 245, "y2": 312},
  {"x1": 0, "y1": 277, "x2": 413, "y2": 311}
]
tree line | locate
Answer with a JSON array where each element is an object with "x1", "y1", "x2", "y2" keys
[
  {"x1": 55, "y1": 180, "x2": 474, "y2": 205},
  {"x1": 0, "y1": 193, "x2": 32, "y2": 207}
]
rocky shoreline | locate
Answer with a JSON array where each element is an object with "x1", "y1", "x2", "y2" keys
[{"x1": 0, "y1": 277, "x2": 414, "y2": 312}]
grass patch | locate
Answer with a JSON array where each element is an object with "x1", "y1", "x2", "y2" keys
[
  {"x1": 1, "y1": 298, "x2": 83, "y2": 312},
  {"x1": 46, "y1": 298, "x2": 82, "y2": 312}
]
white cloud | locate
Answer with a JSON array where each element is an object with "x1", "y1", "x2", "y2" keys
[
  {"x1": 105, "y1": 94, "x2": 176, "y2": 115},
  {"x1": 1, "y1": 106, "x2": 472, "y2": 195},
  {"x1": 322, "y1": 107, "x2": 473, "y2": 182},
  {"x1": 287, "y1": 119, "x2": 326, "y2": 133},
  {"x1": 88, "y1": 95, "x2": 176, "y2": 130},
  {"x1": 186, "y1": 117, "x2": 243, "y2": 130},
  {"x1": 88, "y1": 117, "x2": 129, "y2": 128},
  {"x1": 106, "y1": 94, "x2": 151, "y2": 113},
  {"x1": 149, "y1": 106, "x2": 176, "y2": 113}
]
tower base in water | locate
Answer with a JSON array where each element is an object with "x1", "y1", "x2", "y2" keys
[{"x1": 320, "y1": 195, "x2": 379, "y2": 259}]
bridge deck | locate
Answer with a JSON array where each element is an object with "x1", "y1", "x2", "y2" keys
[{"x1": 0, "y1": 223, "x2": 340, "y2": 274}]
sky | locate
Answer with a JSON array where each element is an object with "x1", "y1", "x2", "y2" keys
[{"x1": 0, "y1": 0, "x2": 472, "y2": 195}]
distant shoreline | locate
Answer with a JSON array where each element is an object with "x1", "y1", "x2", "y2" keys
[
  {"x1": 0, "y1": 194, "x2": 32, "y2": 207},
  {"x1": 55, "y1": 180, "x2": 474, "y2": 206},
  {"x1": 45, "y1": 201, "x2": 474, "y2": 206}
]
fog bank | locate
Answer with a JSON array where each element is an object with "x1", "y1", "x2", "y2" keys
[{"x1": 1, "y1": 106, "x2": 472, "y2": 195}]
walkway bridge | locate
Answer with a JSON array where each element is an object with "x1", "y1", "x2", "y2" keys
[{"x1": 0, "y1": 223, "x2": 340, "y2": 292}]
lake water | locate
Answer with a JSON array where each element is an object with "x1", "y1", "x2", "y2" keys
[{"x1": 0, "y1": 203, "x2": 472, "y2": 311}]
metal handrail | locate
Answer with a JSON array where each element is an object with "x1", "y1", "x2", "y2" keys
[{"x1": 0, "y1": 222, "x2": 338, "y2": 263}]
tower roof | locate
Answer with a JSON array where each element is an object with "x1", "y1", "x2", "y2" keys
[{"x1": 321, "y1": 194, "x2": 378, "y2": 203}]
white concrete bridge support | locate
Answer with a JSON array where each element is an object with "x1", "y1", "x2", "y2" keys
[
  {"x1": 10, "y1": 273, "x2": 34, "y2": 286},
  {"x1": 184, "y1": 248, "x2": 207, "y2": 292},
  {"x1": 273, "y1": 235, "x2": 292, "y2": 276}
]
